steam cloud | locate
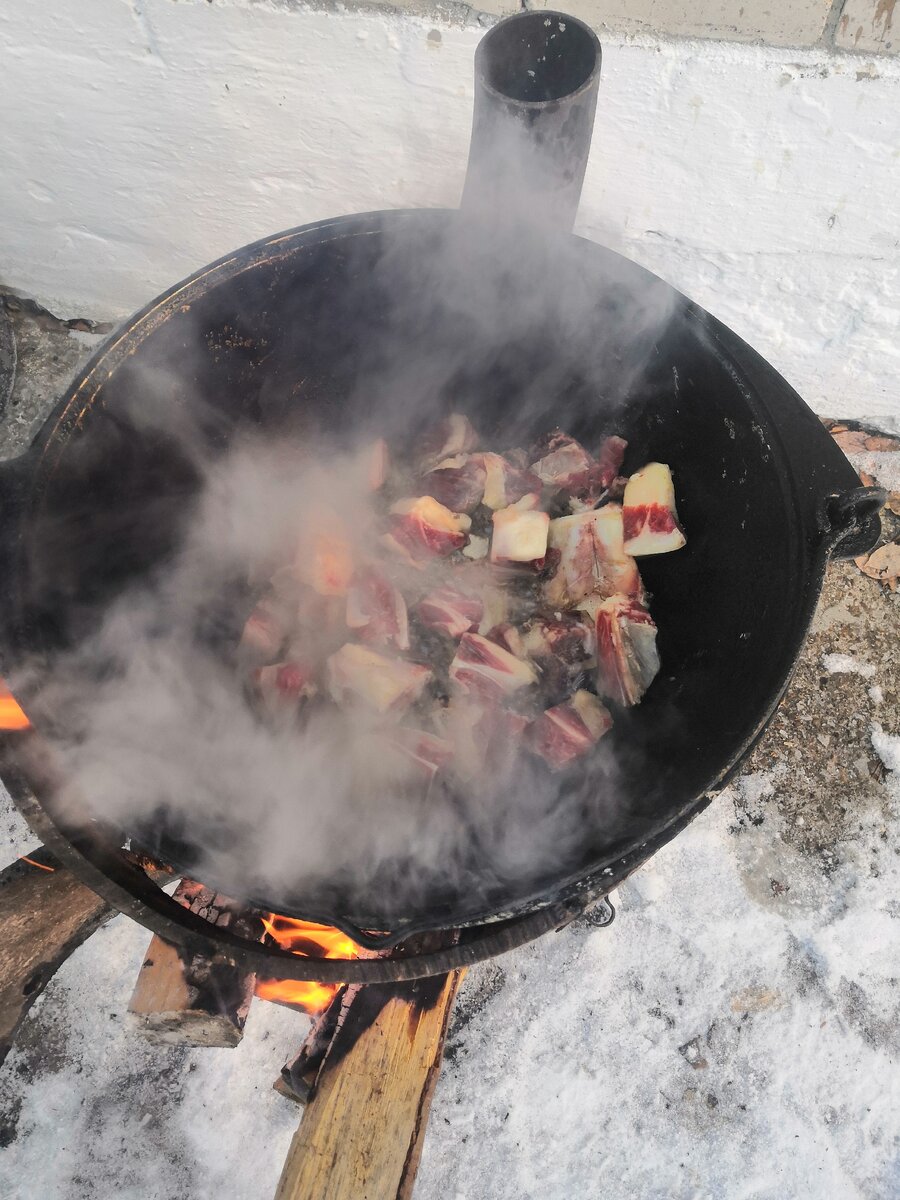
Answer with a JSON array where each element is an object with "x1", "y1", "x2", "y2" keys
[{"x1": 17, "y1": 189, "x2": 679, "y2": 923}]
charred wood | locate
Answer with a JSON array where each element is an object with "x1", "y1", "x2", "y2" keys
[
  {"x1": 128, "y1": 879, "x2": 259, "y2": 1048},
  {"x1": 0, "y1": 847, "x2": 112, "y2": 1067}
]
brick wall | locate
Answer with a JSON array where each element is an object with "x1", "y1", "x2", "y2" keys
[{"x1": 386, "y1": 0, "x2": 898, "y2": 53}]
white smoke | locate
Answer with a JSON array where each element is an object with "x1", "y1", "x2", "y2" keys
[{"x1": 12, "y1": 61, "x2": 681, "y2": 923}]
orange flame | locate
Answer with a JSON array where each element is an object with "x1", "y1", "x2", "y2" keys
[
  {"x1": 0, "y1": 682, "x2": 30, "y2": 731},
  {"x1": 255, "y1": 916, "x2": 359, "y2": 1015},
  {"x1": 255, "y1": 977, "x2": 340, "y2": 1013}
]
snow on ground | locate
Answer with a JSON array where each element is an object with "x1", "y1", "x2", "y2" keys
[
  {"x1": 1, "y1": 731, "x2": 898, "y2": 1200},
  {"x1": 822, "y1": 653, "x2": 877, "y2": 679},
  {"x1": 0, "y1": 780, "x2": 35, "y2": 866},
  {"x1": 417, "y1": 762, "x2": 900, "y2": 1200}
]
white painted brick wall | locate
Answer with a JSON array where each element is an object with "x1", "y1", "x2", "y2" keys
[
  {"x1": 836, "y1": 0, "x2": 898, "y2": 52},
  {"x1": 524, "y1": 0, "x2": 834, "y2": 48},
  {"x1": 0, "y1": 0, "x2": 898, "y2": 423}
]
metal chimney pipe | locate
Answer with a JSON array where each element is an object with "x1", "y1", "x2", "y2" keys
[{"x1": 461, "y1": 10, "x2": 601, "y2": 231}]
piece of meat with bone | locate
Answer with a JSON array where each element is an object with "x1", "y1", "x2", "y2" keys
[
  {"x1": 490, "y1": 499, "x2": 550, "y2": 566},
  {"x1": 449, "y1": 632, "x2": 537, "y2": 701},
  {"x1": 530, "y1": 430, "x2": 596, "y2": 494},
  {"x1": 236, "y1": 425, "x2": 684, "y2": 795},
  {"x1": 420, "y1": 454, "x2": 486, "y2": 513},
  {"x1": 438, "y1": 697, "x2": 528, "y2": 783},
  {"x1": 387, "y1": 727, "x2": 454, "y2": 787},
  {"x1": 485, "y1": 622, "x2": 526, "y2": 658},
  {"x1": 578, "y1": 594, "x2": 660, "y2": 707},
  {"x1": 544, "y1": 503, "x2": 641, "y2": 607},
  {"x1": 417, "y1": 414, "x2": 480, "y2": 470},
  {"x1": 526, "y1": 690, "x2": 613, "y2": 770},
  {"x1": 565, "y1": 436, "x2": 629, "y2": 513},
  {"x1": 522, "y1": 614, "x2": 595, "y2": 666},
  {"x1": 521, "y1": 614, "x2": 595, "y2": 700},
  {"x1": 480, "y1": 453, "x2": 542, "y2": 511},
  {"x1": 416, "y1": 586, "x2": 483, "y2": 640},
  {"x1": 254, "y1": 662, "x2": 318, "y2": 720},
  {"x1": 346, "y1": 567, "x2": 410, "y2": 651},
  {"x1": 326, "y1": 644, "x2": 431, "y2": 715},
  {"x1": 295, "y1": 510, "x2": 356, "y2": 597},
  {"x1": 384, "y1": 496, "x2": 472, "y2": 561},
  {"x1": 238, "y1": 594, "x2": 294, "y2": 664},
  {"x1": 355, "y1": 438, "x2": 390, "y2": 491},
  {"x1": 462, "y1": 534, "x2": 489, "y2": 560},
  {"x1": 622, "y1": 462, "x2": 686, "y2": 556},
  {"x1": 596, "y1": 436, "x2": 628, "y2": 488},
  {"x1": 477, "y1": 581, "x2": 510, "y2": 633}
]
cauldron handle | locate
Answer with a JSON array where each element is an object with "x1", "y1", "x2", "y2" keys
[{"x1": 821, "y1": 486, "x2": 887, "y2": 561}]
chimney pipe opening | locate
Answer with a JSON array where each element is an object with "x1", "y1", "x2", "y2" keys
[{"x1": 477, "y1": 12, "x2": 599, "y2": 106}]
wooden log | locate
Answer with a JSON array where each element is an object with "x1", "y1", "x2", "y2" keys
[
  {"x1": 275, "y1": 985, "x2": 349, "y2": 1105},
  {"x1": 128, "y1": 879, "x2": 259, "y2": 1048},
  {"x1": 0, "y1": 847, "x2": 113, "y2": 1067},
  {"x1": 274, "y1": 967, "x2": 464, "y2": 1200}
]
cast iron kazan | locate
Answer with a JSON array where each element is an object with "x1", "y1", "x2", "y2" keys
[{"x1": 0, "y1": 14, "x2": 885, "y2": 982}]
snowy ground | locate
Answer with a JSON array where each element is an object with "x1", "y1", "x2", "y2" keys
[{"x1": 0, "y1": 305, "x2": 898, "y2": 1199}]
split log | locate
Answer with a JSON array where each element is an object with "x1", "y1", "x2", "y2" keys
[
  {"x1": 128, "y1": 879, "x2": 259, "y2": 1048},
  {"x1": 0, "y1": 847, "x2": 113, "y2": 1067},
  {"x1": 275, "y1": 966, "x2": 464, "y2": 1200},
  {"x1": 275, "y1": 985, "x2": 349, "y2": 1105}
]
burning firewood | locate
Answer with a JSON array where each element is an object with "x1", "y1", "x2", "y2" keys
[
  {"x1": 0, "y1": 849, "x2": 113, "y2": 1067},
  {"x1": 275, "y1": 962, "x2": 464, "y2": 1200},
  {"x1": 255, "y1": 915, "x2": 359, "y2": 1016},
  {"x1": 275, "y1": 987, "x2": 349, "y2": 1105},
  {"x1": 128, "y1": 879, "x2": 259, "y2": 1048}
]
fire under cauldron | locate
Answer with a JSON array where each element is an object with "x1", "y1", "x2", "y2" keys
[{"x1": 0, "y1": 12, "x2": 885, "y2": 982}]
